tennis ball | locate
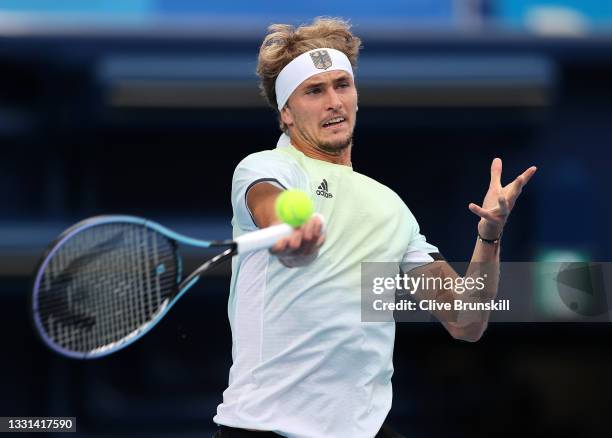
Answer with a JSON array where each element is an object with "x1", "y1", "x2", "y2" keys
[{"x1": 275, "y1": 189, "x2": 314, "y2": 227}]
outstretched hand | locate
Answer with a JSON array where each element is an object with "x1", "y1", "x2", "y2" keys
[
  {"x1": 468, "y1": 158, "x2": 537, "y2": 239},
  {"x1": 270, "y1": 215, "x2": 326, "y2": 267}
]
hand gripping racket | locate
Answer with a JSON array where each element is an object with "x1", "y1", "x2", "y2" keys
[{"x1": 31, "y1": 215, "x2": 313, "y2": 359}]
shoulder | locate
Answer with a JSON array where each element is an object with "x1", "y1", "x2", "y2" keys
[
  {"x1": 231, "y1": 148, "x2": 309, "y2": 193},
  {"x1": 235, "y1": 148, "x2": 299, "y2": 171}
]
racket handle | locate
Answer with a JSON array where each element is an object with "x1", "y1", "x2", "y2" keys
[{"x1": 234, "y1": 214, "x2": 325, "y2": 254}]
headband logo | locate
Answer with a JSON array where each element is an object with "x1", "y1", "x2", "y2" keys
[{"x1": 309, "y1": 50, "x2": 332, "y2": 70}]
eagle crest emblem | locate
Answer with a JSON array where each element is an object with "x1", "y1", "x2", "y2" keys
[{"x1": 309, "y1": 50, "x2": 333, "y2": 70}]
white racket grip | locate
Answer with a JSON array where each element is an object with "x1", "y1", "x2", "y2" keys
[{"x1": 234, "y1": 213, "x2": 326, "y2": 254}]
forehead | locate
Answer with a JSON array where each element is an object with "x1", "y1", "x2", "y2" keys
[{"x1": 298, "y1": 70, "x2": 353, "y2": 88}]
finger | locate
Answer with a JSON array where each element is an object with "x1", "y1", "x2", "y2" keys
[
  {"x1": 311, "y1": 215, "x2": 326, "y2": 238},
  {"x1": 468, "y1": 202, "x2": 499, "y2": 223},
  {"x1": 506, "y1": 167, "x2": 536, "y2": 202},
  {"x1": 306, "y1": 215, "x2": 322, "y2": 236},
  {"x1": 517, "y1": 166, "x2": 537, "y2": 186},
  {"x1": 299, "y1": 220, "x2": 323, "y2": 253},
  {"x1": 472, "y1": 196, "x2": 508, "y2": 217},
  {"x1": 288, "y1": 229, "x2": 303, "y2": 251},
  {"x1": 299, "y1": 217, "x2": 317, "y2": 246},
  {"x1": 302, "y1": 218, "x2": 314, "y2": 241},
  {"x1": 300, "y1": 237, "x2": 319, "y2": 255},
  {"x1": 506, "y1": 166, "x2": 537, "y2": 193},
  {"x1": 311, "y1": 220, "x2": 323, "y2": 241},
  {"x1": 270, "y1": 237, "x2": 289, "y2": 254},
  {"x1": 313, "y1": 212, "x2": 327, "y2": 233},
  {"x1": 315, "y1": 234, "x2": 326, "y2": 248},
  {"x1": 490, "y1": 158, "x2": 502, "y2": 188},
  {"x1": 497, "y1": 195, "x2": 509, "y2": 215},
  {"x1": 304, "y1": 234, "x2": 325, "y2": 255}
]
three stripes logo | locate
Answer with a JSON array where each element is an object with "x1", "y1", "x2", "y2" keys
[{"x1": 316, "y1": 179, "x2": 333, "y2": 198}]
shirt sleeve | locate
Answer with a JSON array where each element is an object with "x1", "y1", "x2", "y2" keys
[
  {"x1": 231, "y1": 151, "x2": 306, "y2": 231},
  {"x1": 399, "y1": 211, "x2": 442, "y2": 273}
]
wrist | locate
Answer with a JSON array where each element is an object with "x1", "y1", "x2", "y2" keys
[
  {"x1": 478, "y1": 220, "x2": 503, "y2": 241},
  {"x1": 477, "y1": 231, "x2": 502, "y2": 245}
]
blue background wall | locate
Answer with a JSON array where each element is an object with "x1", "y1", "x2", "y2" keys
[{"x1": 1, "y1": 2, "x2": 611, "y2": 437}]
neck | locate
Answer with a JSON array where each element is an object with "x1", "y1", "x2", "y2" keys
[{"x1": 288, "y1": 133, "x2": 352, "y2": 166}]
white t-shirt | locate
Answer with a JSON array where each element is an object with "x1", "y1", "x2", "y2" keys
[{"x1": 214, "y1": 135, "x2": 439, "y2": 438}]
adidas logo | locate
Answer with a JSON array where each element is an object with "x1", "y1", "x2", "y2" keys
[{"x1": 316, "y1": 179, "x2": 333, "y2": 198}]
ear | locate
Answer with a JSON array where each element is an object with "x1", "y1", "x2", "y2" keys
[{"x1": 280, "y1": 105, "x2": 294, "y2": 128}]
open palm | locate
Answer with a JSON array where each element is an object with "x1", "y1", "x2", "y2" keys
[{"x1": 468, "y1": 158, "x2": 537, "y2": 239}]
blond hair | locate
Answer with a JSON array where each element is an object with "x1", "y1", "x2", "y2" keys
[{"x1": 256, "y1": 17, "x2": 362, "y2": 132}]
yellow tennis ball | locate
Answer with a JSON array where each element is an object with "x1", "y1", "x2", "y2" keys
[{"x1": 275, "y1": 189, "x2": 314, "y2": 227}]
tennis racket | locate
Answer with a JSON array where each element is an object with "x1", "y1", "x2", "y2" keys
[{"x1": 31, "y1": 214, "x2": 316, "y2": 359}]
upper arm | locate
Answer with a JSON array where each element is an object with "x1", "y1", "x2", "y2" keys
[
  {"x1": 402, "y1": 259, "x2": 460, "y2": 320},
  {"x1": 397, "y1": 211, "x2": 467, "y2": 335},
  {"x1": 399, "y1": 209, "x2": 443, "y2": 274},
  {"x1": 246, "y1": 182, "x2": 283, "y2": 228},
  {"x1": 231, "y1": 152, "x2": 306, "y2": 231}
]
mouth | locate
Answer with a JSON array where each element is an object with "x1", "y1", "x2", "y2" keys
[{"x1": 321, "y1": 116, "x2": 347, "y2": 129}]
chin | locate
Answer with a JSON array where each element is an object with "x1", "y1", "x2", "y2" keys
[
  {"x1": 318, "y1": 135, "x2": 352, "y2": 154},
  {"x1": 318, "y1": 124, "x2": 353, "y2": 147}
]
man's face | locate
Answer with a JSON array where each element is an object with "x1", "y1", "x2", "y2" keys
[{"x1": 280, "y1": 70, "x2": 358, "y2": 154}]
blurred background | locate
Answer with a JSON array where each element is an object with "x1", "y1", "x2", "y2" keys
[{"x1": 1, "y1": 0, "x2": 611, "y2": 436}]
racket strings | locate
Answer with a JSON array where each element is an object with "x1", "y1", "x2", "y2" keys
[{"x1": 35, "y1": 223, "x2": 179, "y2": 355}]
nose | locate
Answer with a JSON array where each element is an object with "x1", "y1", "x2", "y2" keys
[{"x1": 326, "y1": 88, "x2": 343, "y2": 111}]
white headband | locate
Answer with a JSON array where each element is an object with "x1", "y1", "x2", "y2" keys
[{"x1": 275, "y1": 48, "x2": 354, "y2": 110}]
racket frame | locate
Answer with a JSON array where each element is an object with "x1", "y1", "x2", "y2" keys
[{"x1": 31, "y1": 215, "x2": 235, "y2": 359}]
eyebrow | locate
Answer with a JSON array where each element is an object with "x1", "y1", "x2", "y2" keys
[{"x1": 303, "y1": 74, "x2": 351, "y2": 89}]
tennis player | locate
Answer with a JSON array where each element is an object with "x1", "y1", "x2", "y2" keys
[{"x1": 213, "y1": 18, "x2": 536, "y2": 438}]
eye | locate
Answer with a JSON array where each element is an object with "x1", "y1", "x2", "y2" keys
[{"x1": 307, "y1": 87, "x2": 321, "y2": 95}]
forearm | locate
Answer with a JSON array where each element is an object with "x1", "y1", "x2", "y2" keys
[
  {"x1": 467, "y1": 226, "x2": 500, "y2": 297},
  {"x1": 449, "y1": 223, "x2": 501, "y2": 339}
]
